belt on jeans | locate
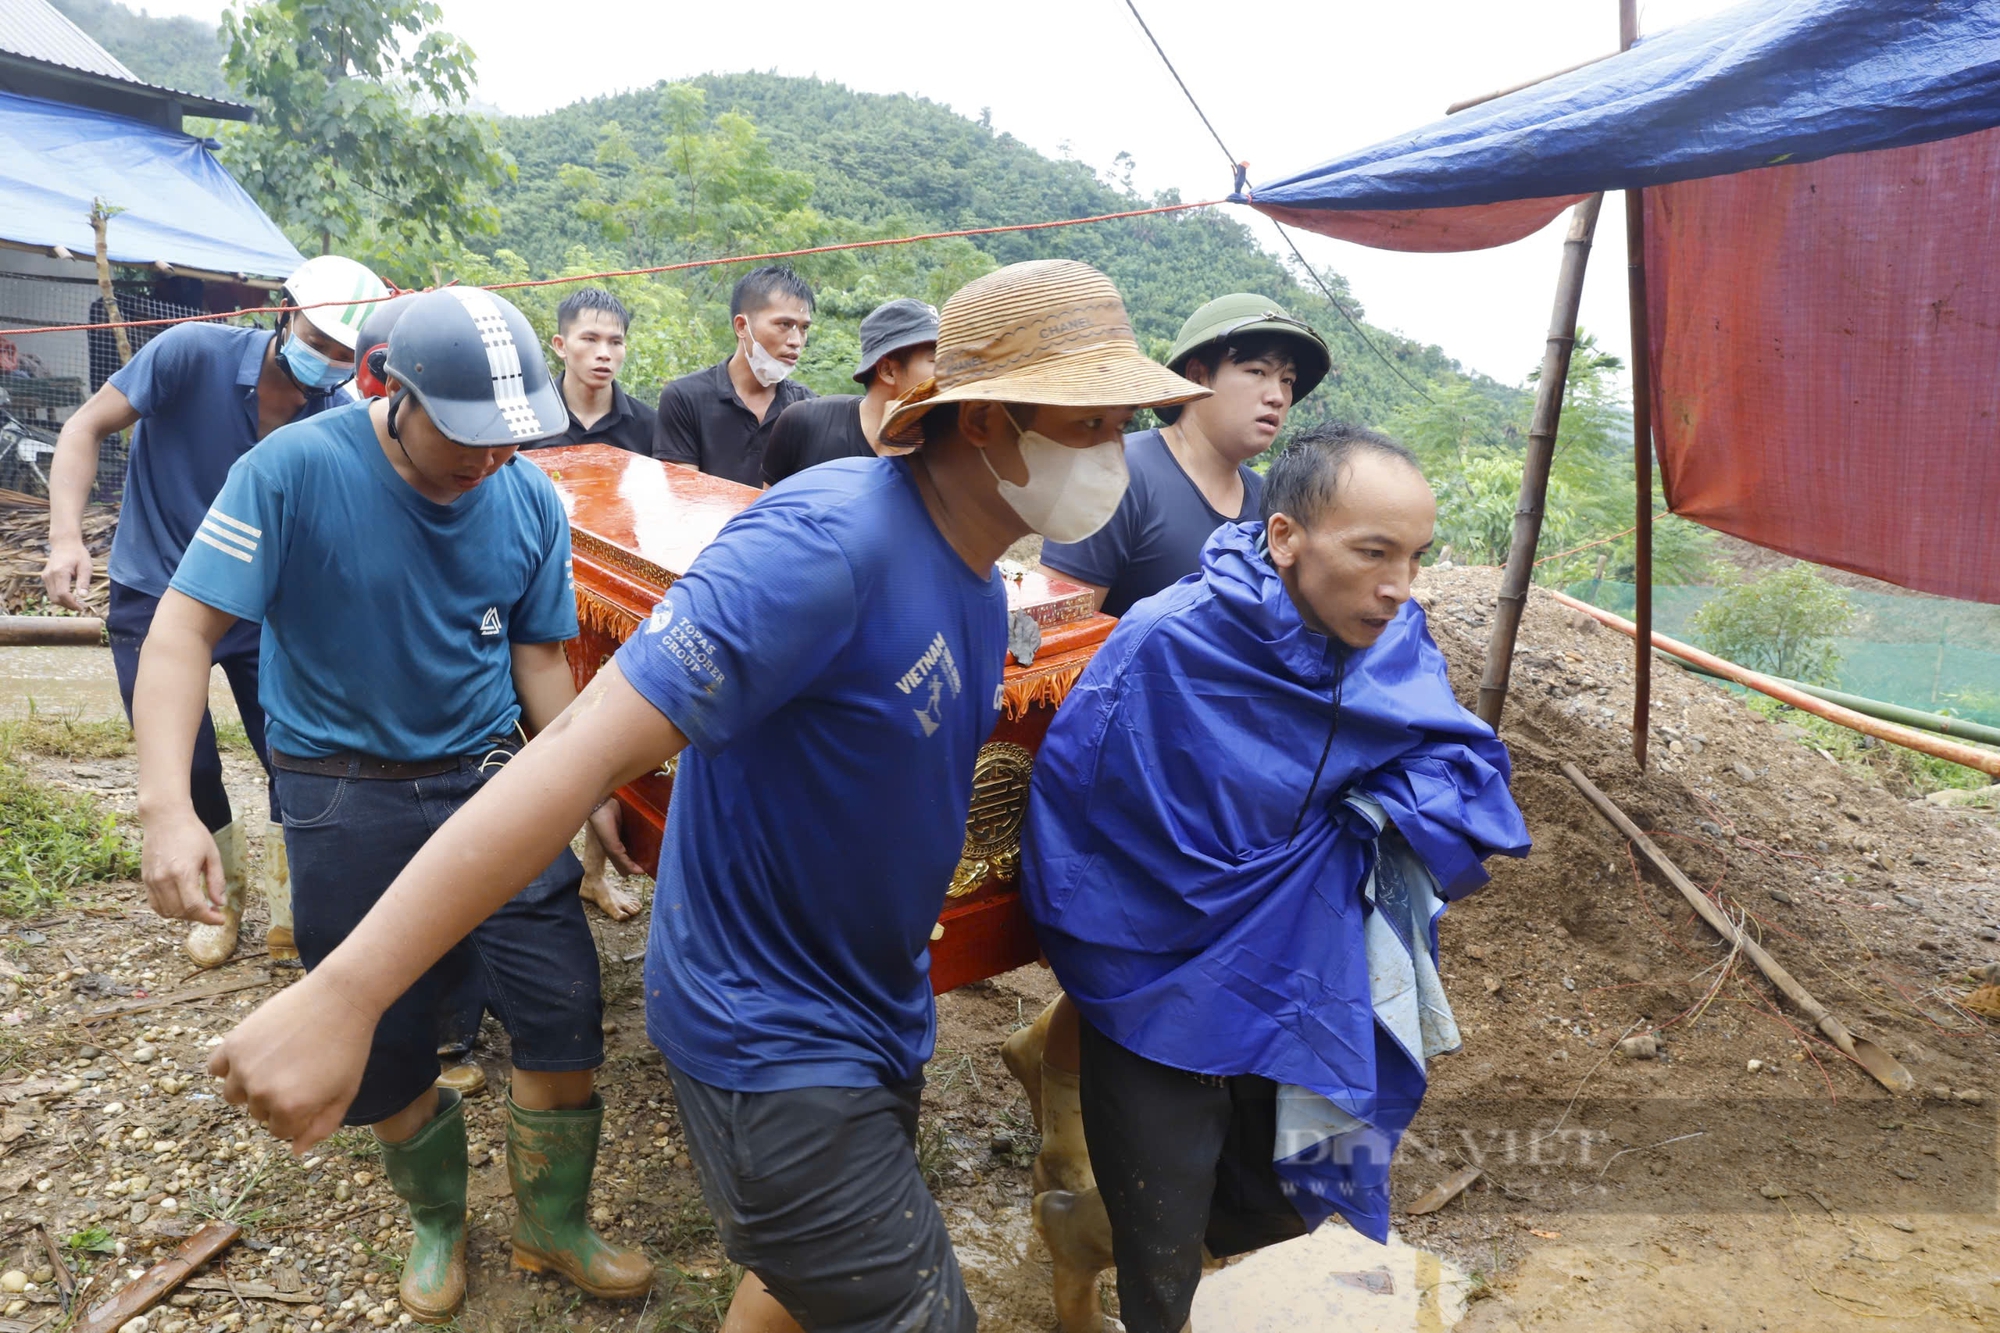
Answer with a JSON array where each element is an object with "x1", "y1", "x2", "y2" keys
[{"x1": 270, "y1": 738, "x2": 516, "y2": 781}]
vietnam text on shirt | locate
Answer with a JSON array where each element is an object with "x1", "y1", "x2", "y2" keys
[
  {"x1": 169, "y1": 400, "x2": 577, "y2": 762},
  {"x1": 107, "y1": 321, "x2": 346, "y2": 598},
  {"x1": 614, "y1": 457, "x2": 1007, "y2": 1092}
]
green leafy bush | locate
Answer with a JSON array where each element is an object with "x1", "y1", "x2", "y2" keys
[
  {"x1": 0, "y1": 762, "x2": 139, "y2": 916},
  {"x1": 1690, "y1": 563, "x2": 1855, "y2": 685}
]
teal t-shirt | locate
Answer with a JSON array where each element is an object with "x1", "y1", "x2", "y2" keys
[{"x1": 170, "y1": 400, "x2": 578, "y2": 761}]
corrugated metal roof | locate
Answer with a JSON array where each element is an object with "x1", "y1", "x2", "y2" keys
[{"x1": 0, "y1": 0, "x2": 141, "y2": 84}]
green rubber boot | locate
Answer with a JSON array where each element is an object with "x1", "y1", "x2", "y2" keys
[
  {"x1": 376, "y1": 1089, "x2": 468, "y2": 1324},
  {"x1": 505, "y1": 1093, "x2": 653, "y2": 1299}
]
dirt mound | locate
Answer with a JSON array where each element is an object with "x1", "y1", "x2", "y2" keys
[{"x1": 1398, "y1": 566, "x2": 2000, "y2": 1273}]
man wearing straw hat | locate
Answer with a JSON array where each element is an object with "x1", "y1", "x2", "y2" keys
[{"x1": 194, "y1": 259, "x2": 1207, "y2": 1333}]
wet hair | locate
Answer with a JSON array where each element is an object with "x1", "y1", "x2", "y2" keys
[
  {"x1": 556, "y1": 288, "x2": 631, "y2": 335},
  {"x1": 731, "y1": 265, "x2": 815, "y2": 319},
  {"x1": 1180, "y1": 330, "x2": 1301, "y2": 383},
  {"x1": 1260, "y1": 421, "x2": 1421, "y2": 529}
]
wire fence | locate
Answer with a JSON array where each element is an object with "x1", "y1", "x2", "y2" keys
[
  {"x1": 0, "y1": 265, "x2": 239, "y2": 502},
  {"x1": 1570, "y1": 579, "x2": 2000, "y2": 724}
]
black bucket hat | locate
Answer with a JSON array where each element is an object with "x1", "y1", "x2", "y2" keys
[{"x1": 381, "y1": 288, "x2": 568, "y2": 446}]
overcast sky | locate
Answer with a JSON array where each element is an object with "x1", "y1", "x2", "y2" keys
[{"x1": 144, "y1": 0, "x2": 1738, "y2": 390}]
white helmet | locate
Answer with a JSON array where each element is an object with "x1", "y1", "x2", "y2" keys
[{"x1": 282, "y1": 255, "x2": 391, "y2": 351}]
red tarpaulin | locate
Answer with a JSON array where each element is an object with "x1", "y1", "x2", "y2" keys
[{"x1": 1645, "y1": 126, "x2": 2000, "y2": 605}]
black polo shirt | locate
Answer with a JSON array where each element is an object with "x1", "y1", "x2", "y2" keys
[
  {"x1": 761, "y1": 395, "x2": 872, "y2": 486},
  {"x1": 653, "y1": 358, "x2": 815, "y2": 486},
  {"x1": 526, "y1": 376, "x2": 657, "y2": 454}
]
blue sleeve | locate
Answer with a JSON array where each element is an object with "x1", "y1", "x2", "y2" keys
[
  {"x1": 167, "y1": 453, "x2": 283, "y2": 623},
  {"x1": 613, "y1": 501, "x2": 857, "y2": 754},
  {"x1": 107, "y1": 323, "x2": 194, "y2": 416},
  {"x1": 1039, "y1": 476, "x2": 1139, "y2": 588},
  {"x1": 509, "y1": 482, "x2": 580, "y2": 644}
]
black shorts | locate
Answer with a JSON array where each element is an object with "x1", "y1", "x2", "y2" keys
[
  {"x1": 1079, "y1": 1015, "x2": 1307, "y2": 1333},
  {"x1": 278, "y1": 758, "x2": 603, "y2": 1125},
  {"x1": 668, "y1": 1066, "x2": 976, "y2": 1333}
]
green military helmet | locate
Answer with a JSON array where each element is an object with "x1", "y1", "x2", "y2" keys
[{"x1": 1158, "y1": 293, "x2": 1332, "y2": 423}]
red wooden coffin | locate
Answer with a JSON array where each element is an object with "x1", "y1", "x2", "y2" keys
[{"x1": 527, "y1": 444, "x2": 1113, "y2": 992}]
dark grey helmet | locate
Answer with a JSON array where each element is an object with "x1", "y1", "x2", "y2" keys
[{"x1": 381, "y1": 288, "x2": 567, "y2": 446}]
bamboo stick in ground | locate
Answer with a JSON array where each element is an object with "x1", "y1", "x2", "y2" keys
[
  {"x1": 1552, "y1": 590, "x2": 2000, "y2": 778},
  {"x1": 71, "y1": 1220, "x2": 240, "y2": 1333},
  {"x1": 1559, "y1": 761, "x2": 1914, "y2": 1095}
]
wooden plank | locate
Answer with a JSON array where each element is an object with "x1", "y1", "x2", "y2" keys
[{"x1": 72, "y1": 1221, "x2": 240, "y2": 1333}]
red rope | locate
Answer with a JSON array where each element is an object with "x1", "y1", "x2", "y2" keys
[{"x1": 1, "y1": 197, "x2": 1230, "y2": 337}]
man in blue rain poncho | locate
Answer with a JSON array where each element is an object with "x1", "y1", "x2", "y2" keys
[{"x1": 1020, "y1": 423, "x2": 1531, "y2": 1333}]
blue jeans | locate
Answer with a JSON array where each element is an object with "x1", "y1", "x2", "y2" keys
[
  {"x1": 108, "y1": 580, "x2": 274, "y2": 830},
  {"x1": 276, "y1": 755, "x2": 603, "y2": 1125}
]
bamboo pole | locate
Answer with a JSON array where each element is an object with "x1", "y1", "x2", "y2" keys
[
  {"x1": 1445, "y1": 50, "x2": 1619, "y2": 114},
  {"x1": 1475, "y1": 193, "x2": 1604, "y2": 728},
  {"x1": 1668, "y1": 657, "x2": 2000, "y2": 748},
  {"x1": 1552, "y1": 590, "x2": 2000, "y2": 777},
  {"x1": 1622, "y1": 0, "x2": 1653, "y2": 772},
  {"x1": 88, "y1": 199, "x2": 133, "y2": 366},
  {"x1": 1561, "y1": 762, "x2": 1914, "y2": 1095},
  {"x1": 0, "y1": 615, "x2": 105, "y2": 647}
]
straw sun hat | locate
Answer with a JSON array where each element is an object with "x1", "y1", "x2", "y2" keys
[{"x1": 880, "y1": 260, "x2": 1208, "y2": 446}]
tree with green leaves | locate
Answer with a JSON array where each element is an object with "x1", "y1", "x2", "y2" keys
[
  {"x1": 216, "y1": 0, "x2": 510, "y2": 278},
  {"x1": 1691, "y1": 563, "x2": 1856, "y2": 684}
]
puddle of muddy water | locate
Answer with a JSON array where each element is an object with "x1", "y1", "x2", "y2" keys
[
  {"x1": 0, "y1": 644, "x2": 243, "y2": 723},
  {"x1": 1192, "y1": 1223, "x2": 1469, "y2": 1332}
]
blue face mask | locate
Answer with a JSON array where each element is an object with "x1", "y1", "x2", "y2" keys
[{"x1": 281, "y1": 327, "x2": 354, "y2": 392}]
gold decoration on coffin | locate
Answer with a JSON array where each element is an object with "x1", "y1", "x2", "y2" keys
[{"x1": 946, "y1": 741, "x2": 1035, "y2": 898}]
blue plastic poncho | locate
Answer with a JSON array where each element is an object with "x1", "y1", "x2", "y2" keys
[{"x1": 1020, "y1": 522, "x2": 1530, "y2": 1241}]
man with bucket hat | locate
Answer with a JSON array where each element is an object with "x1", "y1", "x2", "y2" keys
[
  {"x1": 761, "y1": 296, "x2": 939, "y2": 485},
  {"x1": 132, "y1": 287, "x2": 652, "y2": 1323},
  {"x1": 1010, "y1": 293, "x2": 1333, "y2": 1212},
  {"x1": 195, "y1": 259, "x2": 1206, "y2": 1332},
  {"x1": 42, "y1": 253, "x2": 391, "y2": 970}
]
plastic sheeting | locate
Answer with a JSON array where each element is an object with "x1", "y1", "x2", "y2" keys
[
  {"x1": 1244, "y1": 0, "x2": 2000, "y2": 252},
  {"x1": 1646, "y1": 128, "x2": 2000, "y2": 606},
  {"x1": 0, "y1": 89, "x2": 302, "y2": 280}
]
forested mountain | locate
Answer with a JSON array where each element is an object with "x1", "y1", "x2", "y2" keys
[
  {"x1": 65, "y1": 4, "x2": 1677, "y2": 580},
  {"x1": 50, "y1": 0, "x2": 229, "y2": 99},
  {"x1": 492, "y1": 73, "x2": 1520, "y2": 432}
]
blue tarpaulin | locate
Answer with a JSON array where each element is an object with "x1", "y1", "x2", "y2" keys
[
  {"x1": 0, "y1": 89, "x2": 302, "y2": 279},
  {"x1": 1247, "y1": 0, "x2": 2000, "y2": 243}
]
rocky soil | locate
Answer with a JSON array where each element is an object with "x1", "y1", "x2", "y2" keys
[{"x1": 2, "y1": 565, "x2": 1997, "y2": 1332}]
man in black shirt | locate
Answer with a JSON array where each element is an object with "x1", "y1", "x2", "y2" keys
[
  {"x1": 533, "y1": 288, "x2": 657, "y2": 454},
  {"x1": 761, "y1": 297, "x2": 939, "y2": 486},
  {"x1": 653, "y1": 266, "x2": 816, "y2": 485}
]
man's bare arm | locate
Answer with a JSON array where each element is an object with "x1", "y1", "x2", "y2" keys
[
  {"x1": 134, "y1": 591, "x2": 238, "y2": 923},
  {"x1": 1041, "y1": 565, "x2": 1109, "y2": 614},
  {"x1": 209, "y1": 661, "x2": 685, "y2": 1147},
  {"x1": 510, "y1": 639, "x2": 644, "y2": 875},
  {"x1": 510, "y1": 639, "x2": 579, "y2": 735},
  {"x1": 41, "y1": 386, "x2": 141, "y2": 611}
]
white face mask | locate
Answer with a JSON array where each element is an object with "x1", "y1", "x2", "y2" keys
[
  {"x1": 744, "y1": 334, "x2": 793, "y2": 387},
  {"x1": 980, "y1": 409, "x2": 1130, "y2": 543}
]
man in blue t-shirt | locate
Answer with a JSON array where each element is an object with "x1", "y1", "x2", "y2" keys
[
  {"x1": 1017, "y1": 292, "x2": 1335, "y2": 1209},
  {"x1": 41, "y1": 255, "x2": 390, "y2": 970},
  {"x1": 197, "y1": 261, "x2": 1207, "y2": 1333},
  {"x1": 132, "y1": 289, "x2": 652, "y2": 1323}
]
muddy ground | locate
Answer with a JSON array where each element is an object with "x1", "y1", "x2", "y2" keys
[{"x1": 2, "y1": 565, "x2": 1998, "y2": 1332}]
